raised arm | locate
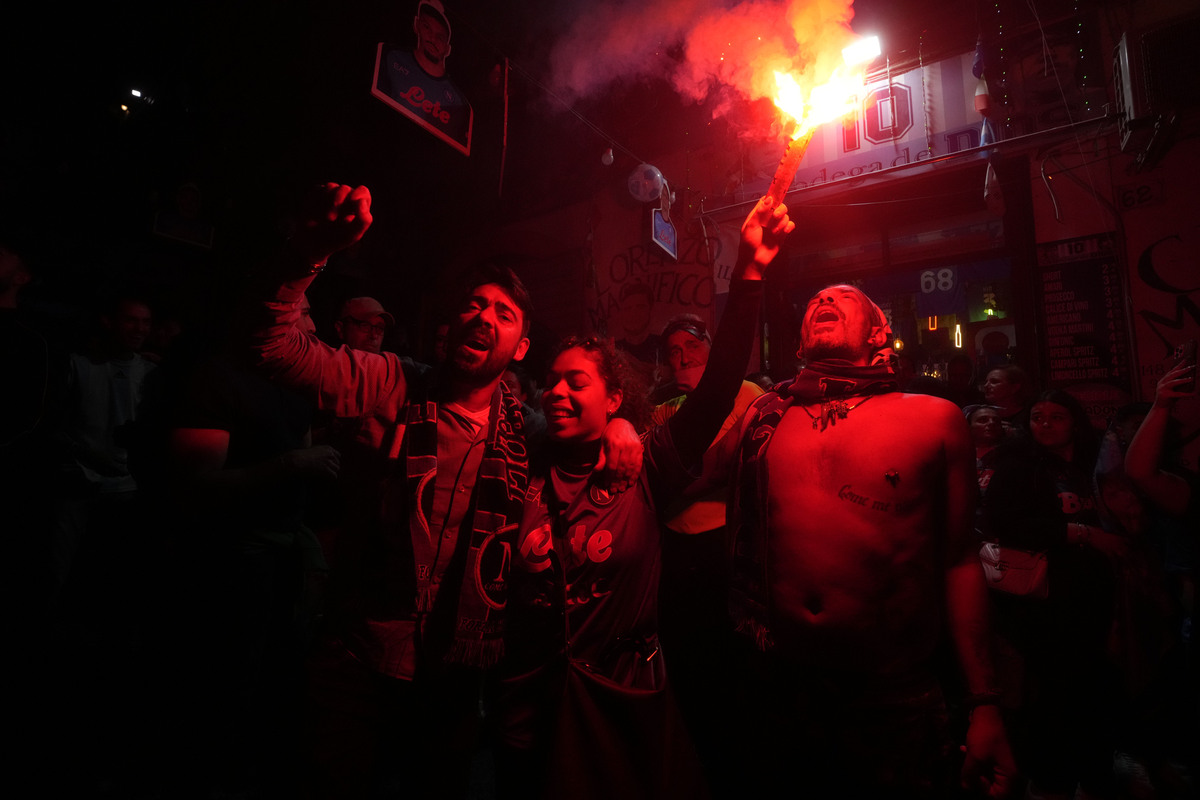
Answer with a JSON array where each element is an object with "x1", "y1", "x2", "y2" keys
[
  {"x1": 1125, "y1": 361, "x2": 1194, "y2": 517},
  {"x1": 666, "y1": 196, "x2": 793, "y2": 467},
  {"x1": 939, "y1": 403, "x2": 1016, "y2": 797},
  {"x1": 248, "y1": 184, "x2": 405, "y2": 417}
]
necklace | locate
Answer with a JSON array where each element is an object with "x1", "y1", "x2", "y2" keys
[{"x1": 798, "y1": 394, "x2": 874, "y2": 431}]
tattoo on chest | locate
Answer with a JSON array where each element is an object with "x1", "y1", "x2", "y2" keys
[{"x1": 838, "y1": 483, "x2": 912, "y2": 514}]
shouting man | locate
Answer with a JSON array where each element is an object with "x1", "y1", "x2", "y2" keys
[
  {"x1": 248, "y1": 183, "x2": 635, "y2": 798},
  {"x1": 720, "y1": 284, "x2": 1016, "y2": 798}
]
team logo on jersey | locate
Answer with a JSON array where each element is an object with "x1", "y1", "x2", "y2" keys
[
  {"x1": 475, "y1": 527, "x2": 514, "y2": 609},
  {"x1": 589, "y1": 484, "x2": 616, "y2": 506}
]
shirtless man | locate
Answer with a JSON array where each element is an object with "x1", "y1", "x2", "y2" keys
[{"x1": 723, "y1": 284, "x2": 1015, "y2": 798}]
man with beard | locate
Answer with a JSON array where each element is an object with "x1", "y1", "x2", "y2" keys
[
  {"x1": 248, "y1": 183, "x2": 637, "y2": 798},
  {"x1": 715, "y1": 284, "x2": 1017, "y2": 798}
]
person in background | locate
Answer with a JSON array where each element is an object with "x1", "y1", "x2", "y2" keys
[
  {"x1": 946, "y1": 352, "x2": 985, "y2": 408},
  {"x1": 431, "y1": 321, "x2": 451, "y2": 363},
  {"x1": 334, "y1": 295, "x2": 393, "y2": 355},
  {"x1": 613, "y1": 280, "x2": 664, "y2": 386},
  {"x1": 966, "y1": 404, "x2": 1006, "y2": 480},
  {"x1": 167, "y1": 299, "x2": 338, "y2": 797},
  {"x1": 651, "y1": 313, "x2": 711, "y2": 404},
  {"x1": 54, "y1": 294, "x2": 157, "y2": 601},
  {"x1": 981, "y1": 389, "x2": 1127, "y2": 799},
  {"x1": 648, "y1": 319, "x2": 765, "y2": 790},
  {"x1": 49, "y1": 292, "x2": 159, "y2": 794},
  {"x1": 983, "y1": 364, "x2": 1034, "y2": 436},
  {"x1": 1121, "y1": 359, "x2": 1199, "y2": 796},
  {"x1": 1124, "y1": 358, "x2": 1196, "y2": 534},
  {"x1": 965, "y1": 404, "x2": 1007, "y2": 541}
]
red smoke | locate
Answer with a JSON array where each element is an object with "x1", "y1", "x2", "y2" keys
[{"x1": 547, "y1": 0, "x2": 858, "y2": 122}]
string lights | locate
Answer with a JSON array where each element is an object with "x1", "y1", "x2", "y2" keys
[
  {"x1": 995, "y1": 1, "x2": 1011, "y2": 136},
  {"x1": 1075, "y1": 1, "x2": 1091, "y2": 116}
]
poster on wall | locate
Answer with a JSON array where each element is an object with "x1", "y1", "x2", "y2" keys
[
  {"x1": 372, "y1": 0, "x2": 473, "y2": 156},
  {"x1": 589, "y1": 201, "x2": 723, "y2": 387}
]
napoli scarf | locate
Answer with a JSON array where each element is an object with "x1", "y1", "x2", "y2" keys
[
  {"x1": 404, "y1": 378, "x2": 529, "y2": 668},
  {"x1": 728, "y1": 360, "x2": 897, "y2": 651}
]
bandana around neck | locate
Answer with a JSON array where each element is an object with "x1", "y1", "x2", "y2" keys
[
  {"x1": 786, "y1": 359, "x2": 899, "y2": 402},
  {"x1": 785, "y1": 359, "x2": 899, "y2": 432}
]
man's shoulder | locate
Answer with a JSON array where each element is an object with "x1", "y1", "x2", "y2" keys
[
  {"x1": 889, "y1": 391, "x2": 961, "y2": 416},
  {"x1": 397, "y1": 357, "x2": 437, "y2": 400},
  {"x1": 885, "y1": 392, "x2": 971, "y2": 451},
  {"x1": 739, "y1": 380, "x2": 766, "y2": 397}
]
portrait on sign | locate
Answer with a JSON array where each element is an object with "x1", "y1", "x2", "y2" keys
[{"x1": 371, "y1": 0, "x2": 473, "y2": 156}]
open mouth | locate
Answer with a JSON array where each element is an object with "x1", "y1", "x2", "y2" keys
[
  {"x1": 814, "y1": 308, "x2": 840, "y2": 323},
  {"x1": 545, "y1": 406, "x2": 575, "y2": 421},
  {"x1": 461, "y1": 332, "x2": 491, "y2": 353}
]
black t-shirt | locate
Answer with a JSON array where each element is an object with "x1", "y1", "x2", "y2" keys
[{"x1": 174, "y1": 354, "x2": 314, "y2": 537}]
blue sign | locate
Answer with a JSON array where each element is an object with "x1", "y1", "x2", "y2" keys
[
  {"x1": 372, "y1": 43, "x2": 473, "y2": 156},
  {"x1": 651, "y1": 208, "x2": 678, "y2": 261}
]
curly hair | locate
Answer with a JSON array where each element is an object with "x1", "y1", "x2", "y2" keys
[{"x1": 550, "y1": 335, "x2": 652, "y2": 432}]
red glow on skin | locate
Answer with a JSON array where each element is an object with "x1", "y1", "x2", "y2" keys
[
  {"x1": 169, "y1": 427, "x2": 231, "y2": 475},
  {"x1": 542, "y1": 347, "x2": 621, "y2": 444}
]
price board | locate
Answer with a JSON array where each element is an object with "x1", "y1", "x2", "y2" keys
[{"x1": 1036, "y1": 235, "x2": 1131, "y2": 386}]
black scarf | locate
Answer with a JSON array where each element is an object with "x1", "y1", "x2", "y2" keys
[
  {"x1": 784, "y1": 359, "x2": 899, "y2": 401},
  {"x1": 404, "y1": 379, "x2": 529, "y2": 668}
]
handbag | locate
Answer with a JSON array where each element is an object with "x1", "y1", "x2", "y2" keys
[{"x1": 978, "y1": 541, "x2": 1049, "y2": 599}]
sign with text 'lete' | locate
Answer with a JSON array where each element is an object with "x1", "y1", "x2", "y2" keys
[{"x1": 372, "y1": 42, "x2": 473, "y2": 156}]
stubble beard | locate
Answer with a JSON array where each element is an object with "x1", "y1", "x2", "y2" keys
[
  {"x1": 802, "y1": 333, "x2": 862, "y2": 363},
  {"x1": 451, "y1": 345, "x2": 511, "y2": 388}
]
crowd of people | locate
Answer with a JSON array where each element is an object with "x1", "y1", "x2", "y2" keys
[{"x1": 4, "y1": 183, "x2": 1197, "y2": 800}]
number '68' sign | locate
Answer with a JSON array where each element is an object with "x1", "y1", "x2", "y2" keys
[{"x1": 920, "y1": 268, "x2": 956, "y2": 294}]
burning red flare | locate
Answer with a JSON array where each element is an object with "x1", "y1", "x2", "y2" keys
[{"x1": 766, "y1": 60, "x2": 869, "y2": 204}]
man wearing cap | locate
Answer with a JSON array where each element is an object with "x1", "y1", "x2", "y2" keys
[
  {"x1": 334, "y1": 296, "x2": 393, "y2": 355},
  {"x1": 651, "y1": 314, "x2": 708, "y2": 403}
]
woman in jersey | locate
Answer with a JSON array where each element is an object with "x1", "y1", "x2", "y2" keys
[{"x1": 492, "y1": 197, "x2": 793, "y2": 800}]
